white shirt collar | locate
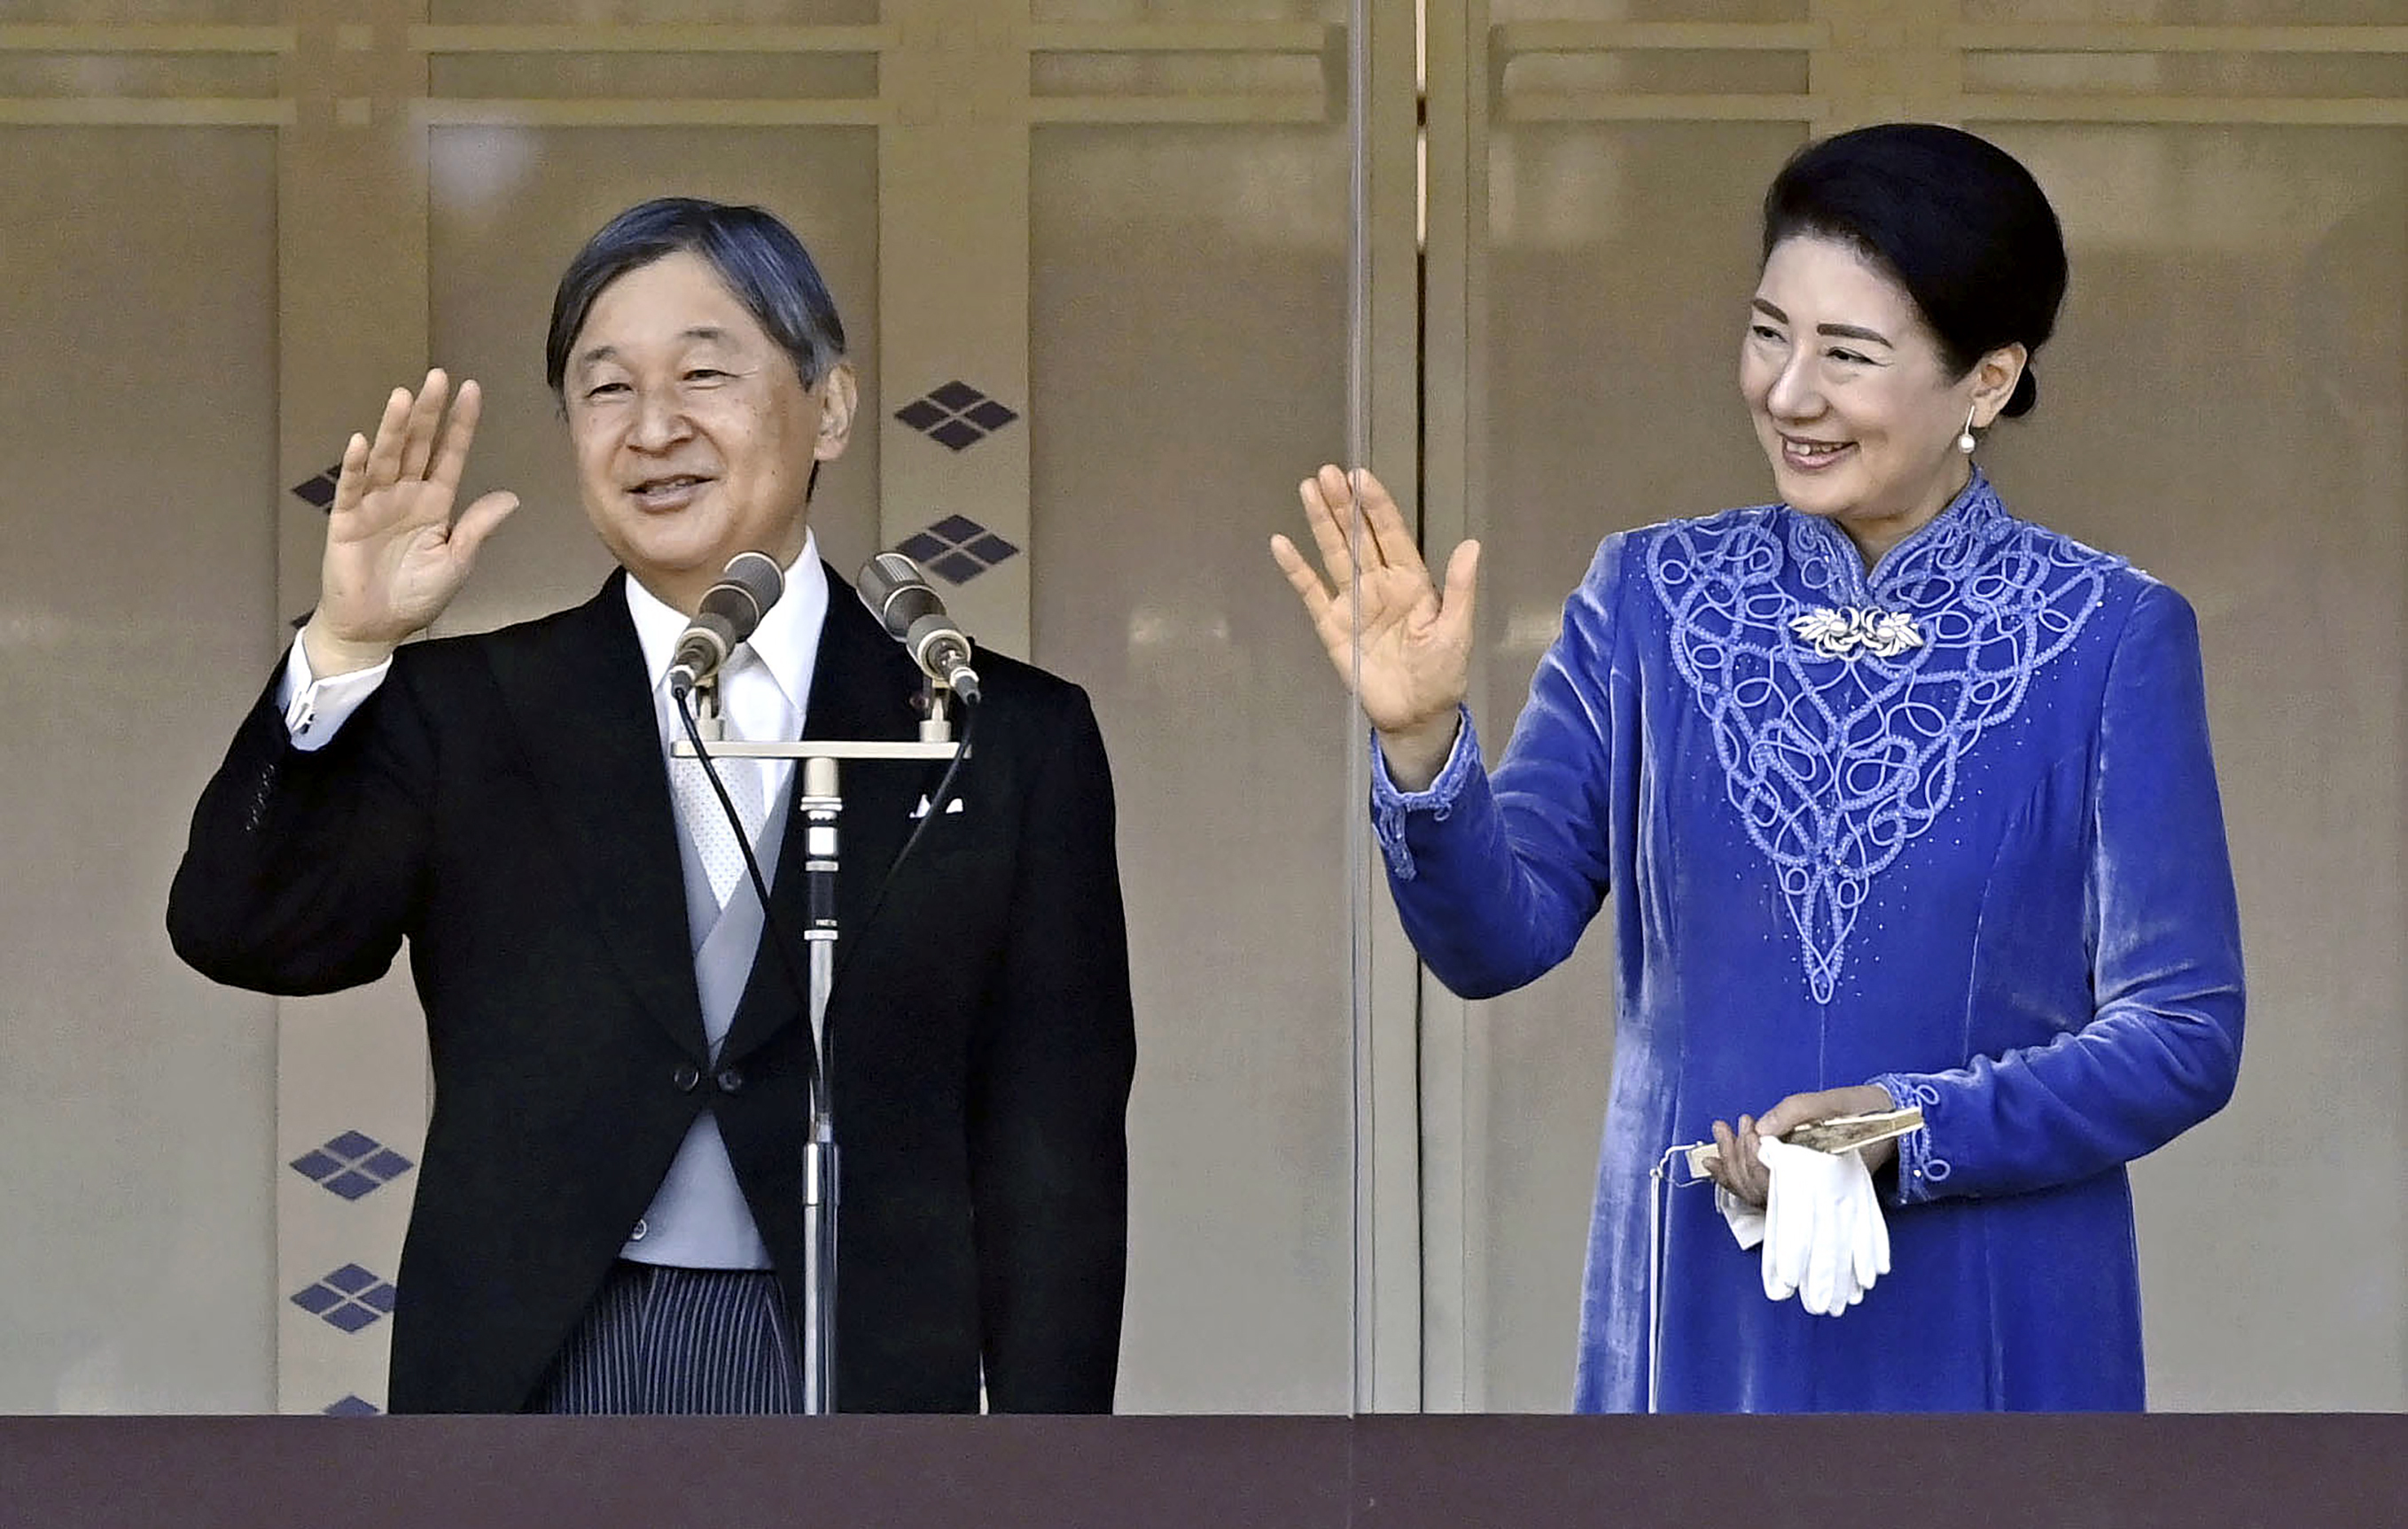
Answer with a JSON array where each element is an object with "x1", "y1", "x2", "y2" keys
[{"x1": 623, "y1": 531, "x2": 829, "y2": 724}]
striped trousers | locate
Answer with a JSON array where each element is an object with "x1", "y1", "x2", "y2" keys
[{"x1": 527, "y1": 1260, "x2": 801, "y2": 1414}]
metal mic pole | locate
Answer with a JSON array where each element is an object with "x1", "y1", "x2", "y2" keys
[
  {"x1": 675, "y1": 690, "x2": 963, "y2": 1415},
  {"x1": 798, "y1": 754, "x2": 841, "y2": 1414}
]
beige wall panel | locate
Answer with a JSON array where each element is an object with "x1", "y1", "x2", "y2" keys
[
  {"x1": 269, "y1": 4, "x2": 439, "y2": 1415},
  {"x1": 1033, "y1": 1, "x2": 1341, "y2": 20},
  {"x1": 0, "y1": 57, "x2": 283, "y2": 99},
  {"x1": 877, "y1": 0, "x2": 1033, "y2": 659},
  {"x1": 425, "y1": 56, "x2": 878, "y2": 102},
  {"x1": 1975, "y1": 122, "x2": 2407, "y2": 1411},
  {"x1": 1965, "y1": 1, "x2": 2403, "y2": 21},
  {"x1": 9, "y1": 1, "x2": 281, "y2": 19},
  {"x1": 426, "y1": 126, "x2": 882, "y2": 633},
  {"x1": 1032, "y1": 124, "x2": 1355, "y2": 1413},
  {"x1": 1488, "y1": 0, "x2": 1805, "y2": 22},
  {"x1": 429, "y1": 1, "x2": 877, "y2": 21},
  {"x1": 1469, "y1": 120, "x2": 1807, "y2": 1410},
  {"x1": 0, "y1": 125, "x2": 280, "y2": 1413}
]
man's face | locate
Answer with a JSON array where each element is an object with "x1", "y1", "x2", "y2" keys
[{"x1": 563, "y1": 250, "x2": 853, "y2": 612}]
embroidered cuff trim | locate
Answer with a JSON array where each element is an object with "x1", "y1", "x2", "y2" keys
[
  {"x1": 1368, "y1": 708, "x2": 1478, "y2": 882},
  {"x1": 1873, "y1": 1073, "x2": 1951, "y2": 1207}
]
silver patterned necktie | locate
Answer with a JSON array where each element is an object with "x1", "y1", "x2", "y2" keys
[{"x1": 669, "y1": 666, "x2": 768, "y2": 909}]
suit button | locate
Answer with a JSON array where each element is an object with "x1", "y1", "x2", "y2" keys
[
  {"x1": 672, "y1": 1063, "x2": 701, "y2": 1092},
  {"x1": 716, "y1": 1066, "x2": 744, "y2": 1094}
]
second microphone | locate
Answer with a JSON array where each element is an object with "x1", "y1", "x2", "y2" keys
[{"x1": 857, "y1": 553, "x2": 982, "y2": 705}]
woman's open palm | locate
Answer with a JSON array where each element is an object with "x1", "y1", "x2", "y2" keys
[{"x1": 1271, "y1": 465, "x2": 1479, "y2": 778}]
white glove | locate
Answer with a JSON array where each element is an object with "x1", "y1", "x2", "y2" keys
[{"x1": 1755, "y1": 1135, "x2": 1890, "y2": 1316}]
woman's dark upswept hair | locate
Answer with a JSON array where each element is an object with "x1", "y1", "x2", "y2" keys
[{"x1": 1762, "y1": 123, "x2": 2066, "y2": 418}]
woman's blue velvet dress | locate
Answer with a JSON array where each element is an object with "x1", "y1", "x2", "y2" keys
[{"x1": 1373, "y1": 474, "x2": 2244, "y2": 1412}]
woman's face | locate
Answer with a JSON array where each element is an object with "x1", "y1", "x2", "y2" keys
[{"x1": 1740, "y1": 234, "x2": 2016, "y2": 560}]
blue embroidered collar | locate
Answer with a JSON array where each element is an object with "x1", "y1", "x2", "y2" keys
[
  {"x1": 1643, "y1": 472, "x2": 2115, "y2": 1002},
  {"x1": 1780, "y1": 469, "x2": 2008, "y2": 608}
]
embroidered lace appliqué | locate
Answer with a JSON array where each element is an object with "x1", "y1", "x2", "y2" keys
[{"x1": 1646, "y1": 482, "x2": 2111, "y2": 1002}]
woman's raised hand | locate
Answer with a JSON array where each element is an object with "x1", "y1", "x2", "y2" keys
[
  {"x1": 305, "y1": 369, "x2": 520, "y2": 676},
  {"x1": 1270, "y1": 464, "x2": 1479, "y2": 789}
]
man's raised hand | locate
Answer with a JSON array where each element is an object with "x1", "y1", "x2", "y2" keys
[{"x1": 305, "y1": 369, "x2": 519, "y2": 676}]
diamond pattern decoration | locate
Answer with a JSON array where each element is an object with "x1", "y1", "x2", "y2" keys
[
  {"x1": 897, "y1": 516, "x2": 1020, "y2": 586},
  {"x1": 291, "y1": 1264, "x2": 399, "y2": 1333},
  {"x1": 323, "y1": 1394, "x2": 382, "y2": 1417},
  {"x1": 291, "y1": 464, "x2": 342, "y2": 511},
  {"x1": 291, "y1": 1130, "x2": 415, "y2": 1201},
  {"x1": 893, "y1": 380, "x2": 1020, "y2": 453}
]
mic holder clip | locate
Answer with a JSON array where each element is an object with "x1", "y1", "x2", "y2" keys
[{"x1": 912, "y1": 675, "x2": 962, "y2": 744}]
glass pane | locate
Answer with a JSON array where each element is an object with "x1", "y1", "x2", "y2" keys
[
  {"x1": 1971, "y1": 122, "x2": 2408, "y2": 1410},
  {"x1": 1441, "y1": 96, "x2": 2408, "y2": 1414},
  {"x1": 1470, "y1": 120, "x2": 1806, "y2": 1410},
  {"x1": 0, "y1": 126, "x2": 282, "y2": 1412},
  {"x1": 1033, "y1": 121, "x2": 1359, "y2": 1414}
]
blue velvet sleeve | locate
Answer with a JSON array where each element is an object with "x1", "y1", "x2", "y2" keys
[
  {"x1": 1875, "y1": 581, "x2": 2245, "y2": 1204},
  {"x1": 1369, "y1": 535, "x2": 1628, "y2": 999}
]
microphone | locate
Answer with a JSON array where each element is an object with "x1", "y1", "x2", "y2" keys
[
  {"x1": 856, "y1": 552, "x2": 982, "y2": 705},
  {"x1": 666, "y1": 550, "x2": 785, "y2": 698}
]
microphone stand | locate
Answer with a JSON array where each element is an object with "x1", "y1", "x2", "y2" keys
[{"x1": 674, "y1": 680, "x2": 968, "y2": 1415}]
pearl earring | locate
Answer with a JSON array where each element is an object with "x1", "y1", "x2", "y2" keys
[{"x1": 1957, "y1": 406, "x2": 1978, "y2": 455}]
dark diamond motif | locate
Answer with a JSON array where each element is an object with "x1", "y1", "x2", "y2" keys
[
  {"x1": 930, "y1": 551, "x2": 986, "y2": 585},
  {"x1": 323, "y1": 1395, "x2": 381, "y2": 1417},
  {"x1": 289, "y1": 1150, "x2": 342, "y2": 1181},
  {"x1": 323, "y1": 1304, "x2": 382, "y2": 1335},
  {"x1": 291, "y1": 1130, "x2": 415, "y2": 1200},
  {"x1": 900, "y1": 514, "x2": 1023, "y2": 587},
  {"x1": 362, "y1": 1150, "x2": 414, "y2": 1179},
  {"x1": 324, "y1": 1264, "x2": 378, "y2": 1295},
  {"x1": 893, "y1": 380, "x2": 1022, "y2": 455},
  {"x1": 291, "y1": 1265, "x2": 401, "y2": 1333},
  {"x1": 291, "y1": 469, "x2": 339, "y2": 511}
]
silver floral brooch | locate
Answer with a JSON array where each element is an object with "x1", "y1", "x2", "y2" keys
[{"x1": 1789, "y1": 605, "x2": 1925, "y2": 660}]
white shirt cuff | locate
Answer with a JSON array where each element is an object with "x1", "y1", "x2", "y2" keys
[{"x1": 278, "y1": 638, "x2": 392, "y2": 752}]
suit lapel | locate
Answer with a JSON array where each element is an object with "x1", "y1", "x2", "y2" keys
[
  {"x1": 720, "y1": 567, "x2": 931, "y2": 1067},
  {"x1": 481, "y1": 573, "x2": 708, "y2": 1064}
]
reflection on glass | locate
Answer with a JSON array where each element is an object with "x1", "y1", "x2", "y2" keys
[{"x1": 1035, "y1": 121, "x2": 1356, "y2": 1415}]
